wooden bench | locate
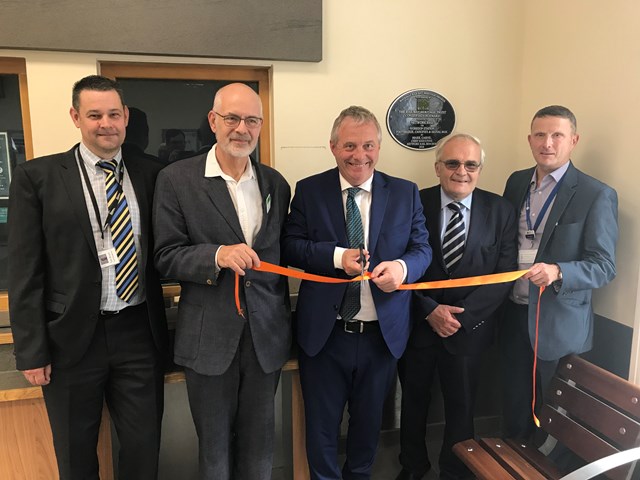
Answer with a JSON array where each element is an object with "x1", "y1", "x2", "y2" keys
[{"x1": 453, "y1": 354, "x2": 640, "y2": 480}]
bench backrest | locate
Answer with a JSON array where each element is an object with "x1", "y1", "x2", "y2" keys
[{"x1": 539, "y1": 355, "x2": 640, "y2": 480}]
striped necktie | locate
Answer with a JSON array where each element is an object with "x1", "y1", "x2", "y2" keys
[
  {"x1": 339, "y1": 187, "x2": 364, "y2": 321},
  {"x1": 98, "y1": 160, "x2": 139, "y2": 303},
  {"x1": 443, "y1": 202, "x2": 465, "y2": 272}
]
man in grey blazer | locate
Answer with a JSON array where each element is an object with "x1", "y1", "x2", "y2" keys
[
  {"x1": 501, "y1": 105, "x2": 618, "y2": 440},
  {"x1": 153, "y1": 83, "x2": 291, "y2": 479}
]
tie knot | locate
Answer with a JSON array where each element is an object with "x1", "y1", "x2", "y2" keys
[
  {"x1": 347, "y1": 187, "x2": 361, "y2": 199},
  {"x1": 97, "y1": 159, "x2": 118, "y2": 173},
  {"x1": 447, "y1": 202, "x2": 462, "y2": 213}
]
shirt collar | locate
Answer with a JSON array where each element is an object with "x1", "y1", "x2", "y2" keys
[
  {"x1": 80, "y1": 143, "x2": 122, "y2": 170},
  {"x1": 531, "y1": 161, "x2": 571, "y2": 186},
  {"x1": 339, "y1": 172, "x2": 374, "y2": 194},
  {"x1": 205, "y1": 144, "x2": 255, "y2": 182},
  {"x1": 440, "y1": 187, "x2": 473, "y2": 212}
]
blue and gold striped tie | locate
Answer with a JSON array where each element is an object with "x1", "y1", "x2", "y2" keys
[{"x1": 98, "y1": 160, "x2": 139, "y2": 303}]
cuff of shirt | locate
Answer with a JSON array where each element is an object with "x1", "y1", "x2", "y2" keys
[
  {"x1": 214, "y1": 245, "x2": 223, "y2": 274},
  {"x1": 396, "y1": 259, "x2": 408, "y2": 283},
  {"x1": 334, "y1": 247, "x2": 347, "y2": 270}
]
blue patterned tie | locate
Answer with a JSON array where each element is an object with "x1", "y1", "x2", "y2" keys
[
  {"x1": 98, "y1": 160, "x2": 139, "y2": 303},
  {"x1": 339, "y1": 187, "x2": 364, "y2": 321},
  {"x1": 443, "y1": 202, "x2": 465, "y2": 272}
]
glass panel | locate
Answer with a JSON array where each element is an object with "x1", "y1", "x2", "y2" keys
[
  {"x1": 0, "y1": 74, "x2": 27, "y2": 291},
  {"x1": 118, "y1": 78, "x2": 260, "y2": 165}
]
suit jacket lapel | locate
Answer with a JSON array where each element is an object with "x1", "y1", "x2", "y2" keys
[
  {"x1": 122, "y1": 155, "x2": 150, "y2": 242},
  {"x1": 465, "y1": 190, "x2": 488, "y2": 262},
  {"x1": 202, "y1": 157, "x2": 246, "y2": 243},
  {"x1": 252, "y1": 160, "x2": 271, "y2": 246},
  {"x1": 58, "y1": 148, "x2": 98, "y2": 258},
  {"x1": 368, "y1": 171, "x2": 389, "y2": 255},
  {"x1": 538, "y1": 163, "x2": 577, "y2": 254},
  {"x1": 425, "y1": 187, "x2": 446, "y2": 272}
]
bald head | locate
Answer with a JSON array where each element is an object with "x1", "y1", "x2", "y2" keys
[{"x1": 213, "y1": 83, "x2": 262, "y2": 116}]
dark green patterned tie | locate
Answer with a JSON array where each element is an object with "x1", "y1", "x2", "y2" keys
[{"x1": 339, "y1": 187, "x2": 364, "y2": 321}]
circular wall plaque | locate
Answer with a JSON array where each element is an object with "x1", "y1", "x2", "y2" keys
[{"x1": 386, "y1": 89, "x2": 456, "y2": 150}]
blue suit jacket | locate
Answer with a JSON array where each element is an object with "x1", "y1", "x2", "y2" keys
[
  {"x1": 282, "y1": 168, "x2": 431, "y2": 359},
  {"x1": 503, "y1": 162, "x2": 618, "y2": 360}
]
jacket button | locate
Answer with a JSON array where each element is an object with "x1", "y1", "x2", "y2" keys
[
  {"x1": 245, "y1": 281, "x2": 251, "y2": 288},
  {"x1": 206, "y1": 279, "x2": 213, "y2": 285}
]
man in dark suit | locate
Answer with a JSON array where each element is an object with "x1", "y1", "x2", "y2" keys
[
  {"x1": 153, "y1": 83, "x2": 291, "y2": 479},
  {"x1": 501, "y1": 105, "x2": 618, "y2": 440},
  {"x1": 8, "y1": 75, "x2": 168, "y2": 479},
  {"x1": 282, "y1": 106, "x2": 431, "y2": 480},
  {"x1": 396, "y1": 134, "x2": 518, "y2": 480}
]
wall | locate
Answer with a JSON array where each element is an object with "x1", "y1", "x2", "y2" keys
[
  {"x1": 517, "y1": 0, "x2": 640, "y2": 378},
  {"x1": 1, "y1": 0, "x2": 639, "y2": 374}
]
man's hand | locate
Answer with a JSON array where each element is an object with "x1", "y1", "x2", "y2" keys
[
  {"x1": 341, "y1": 248, "x2": 370, "y2": 276},
  {"x1": 218, "y1": 244, "x2": 261, "y2": 275},
  {"x1": 370, "y1": 260, "x2": 404, "y2": 292},
  {"x1": 21, "y1": 364, "x2": 52, "y2": 386},
  {"x1": 524, "y1": 262, "x2": 561, "y2": 287},
  {"x1": 426, "y1": 305, "x2": 464, "y2": 338}
]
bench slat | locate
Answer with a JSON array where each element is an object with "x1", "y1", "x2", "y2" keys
[
  {"x1": 478, "y1": 438, "x2": 548, "y2": 480},
  {"x1": 452, "y1": 439, "x2": 517, "y2": 480},
  {"x1": 549, "y1": 377, "x2": 640, "y2": 450}
]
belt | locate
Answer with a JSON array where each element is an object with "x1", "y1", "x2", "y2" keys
[
  {"x1": 99, "y1": 302, "x2": 145, "y2": 317},
  {"x1": 336, "y1": 319, "x2": 380, "y2": 334}
]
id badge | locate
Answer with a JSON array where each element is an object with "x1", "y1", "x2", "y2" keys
[
  {"x1": 98, "y1": 248, "x2": 120, "y2": 268},
  {"x1": 518, "y1": 249, "x2": 537, "y2": 264}
]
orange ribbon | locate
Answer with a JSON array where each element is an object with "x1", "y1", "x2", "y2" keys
[
  {"x1": 235, "y1": 261, "x2": 543, "y2": 427},
  {"x1": 532, "y1": 285, "x2": 545, "y2": 428},
  {"x1": 234, "y1": 261, "x2": 528, "y2": 317}
]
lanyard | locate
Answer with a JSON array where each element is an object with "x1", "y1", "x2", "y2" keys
[
  {"x1": 76, "y1": 146, "x2": 125, "y2": 239},
  {"x1": 524, "y1": 172, "x2": 565, "y2": 240}
]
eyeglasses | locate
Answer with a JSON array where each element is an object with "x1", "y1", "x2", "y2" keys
[
  {"x1": 213, "y1": 111, "x2": 263, "y2": 129},
  {"x1": 439, "y1": 160, "x2": 482, "y2": 172}
]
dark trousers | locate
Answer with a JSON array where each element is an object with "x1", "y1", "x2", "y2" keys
[
  {"x1": 299, "y1": 322, "x2": 397, "y2": 480},
  {"x1": 398, "y1": 342, "x2": 480, "y2": 480},
  {"x1": 499, "y1": 300, "x2": 558, "y2": 439},
  {"x1": 42, "y1": 303, "x2": 164, "y2": 480},
  {"x1": 184, "y1": 323, "x2": 280, "y2": 480}
]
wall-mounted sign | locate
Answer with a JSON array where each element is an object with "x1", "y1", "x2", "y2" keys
[{"x1": 386, "y1": 89, "x2": 456, "y2": 151}]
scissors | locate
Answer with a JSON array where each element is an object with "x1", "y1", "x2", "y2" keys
[{"x1": 358, "y1": 243, "x2": 366, "y2": 282}]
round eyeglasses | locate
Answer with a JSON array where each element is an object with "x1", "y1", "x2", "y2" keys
[
  {"x1": 213, "y1": 111, "x2": 263, "y2": 129},
  {"x1": 439, "y1": 160, "x2": 482, "y2": 172}
]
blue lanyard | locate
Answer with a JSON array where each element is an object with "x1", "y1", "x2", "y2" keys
[{"x1": 525, "y1": 173, "x2": 565, "y2": 239}]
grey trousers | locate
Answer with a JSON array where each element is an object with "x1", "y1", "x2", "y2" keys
[{"x1": 184, "y1": 324, "x2": 280, "y2": 480}]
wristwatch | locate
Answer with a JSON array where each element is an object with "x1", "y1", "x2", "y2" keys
[{"x1": 553, "y1": 264, "x2": 563, "y2": 292}]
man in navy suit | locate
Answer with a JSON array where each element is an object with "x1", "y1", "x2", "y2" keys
[
  {"x1": 501, "y1": 105, "x2": 618, "y2": 440},
  {"x1": 282, "y1": 106, "x2": 431, "y2": 480},
  {"x1": 396, "y1": 134, "x2": 518, "y2": 480}
]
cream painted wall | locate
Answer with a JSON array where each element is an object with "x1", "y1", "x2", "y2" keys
[
  {"x1": 518, "y1": 1, "x2": 640, "y2": 329},
  {"x1": 517, "y1": 0, "x2": 640, "y2": 377},
  {"x1": 2, "y1": 0, "x2": 639, "y2": 368}
]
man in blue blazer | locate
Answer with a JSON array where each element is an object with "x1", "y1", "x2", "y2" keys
[
  {"x1": 396, "y1": 134, "x2": 518, "y2": 480},
  {"x1": 501, "y1": 105, "x2": 618, "y2": 440},
  {"x1": 282, "y1": 106, "x2": 431, "y2": 480}
]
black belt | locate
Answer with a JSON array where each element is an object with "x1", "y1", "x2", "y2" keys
[
  {"x1": 336, "y1": 319, "x2": 380, "y2": 334},
  {"x1": 100, "y1": 302, "x2": 145, "y2": 317}
]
